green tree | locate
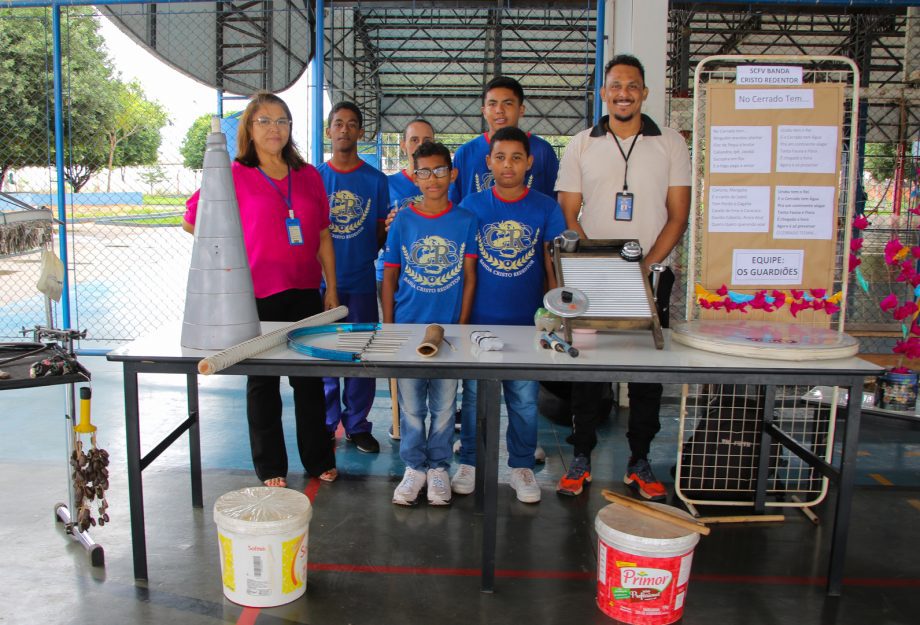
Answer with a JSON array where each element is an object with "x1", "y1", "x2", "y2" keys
[
  {"x1": 0, "y1": 8, "x2": 167, "y2": 193},
  {"x1": 180, "y1": 114, "x2": 214, "y2": 170},
  {"x1": 102, "y1": 81, "x2": 169, "y2": 191},
  {"x1": 0, "y1": 8, "x2": 59, "y2": 191},
  {"x1": 139, "y1": 165, "x2": 168, "y2": 194},
  {"x1": 864, "y1": 142, "x2": 896, "y2": 184}
]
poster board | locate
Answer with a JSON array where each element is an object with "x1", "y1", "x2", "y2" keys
[{"x1": 700, "y1": 80, "x2": 844, "y2": 323}]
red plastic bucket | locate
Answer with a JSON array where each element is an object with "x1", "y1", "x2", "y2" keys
[{"x1": 595, "y1": 502, "x2": 700, "y2": 624}]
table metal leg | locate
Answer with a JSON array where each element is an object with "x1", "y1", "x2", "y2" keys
[
  {"x1": 474, "y1": 380, "x2": 485, "y2": 513},
  {"x1": 827, "y1": 379, "x2": 862, "y2": 596},
  {"x1": 123, "y1": 364, "x2": 148, "y2": 580},
  {"x1": 754, "y1": 385, "x2": 777, "y2": 513},
  {"x1": 478, "y1": 379, "x2": 501, "y2": 593},
  {"x1": 186, "y1": 374, "x2": 202, "y2": 508}
]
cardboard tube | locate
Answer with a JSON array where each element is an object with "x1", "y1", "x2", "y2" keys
[
  {"x1": 601, "y1": 489, "x2": 711, "y2": 536},
  {"x1": 416, "y1": 324, "x2": 445, "y2": 357}
]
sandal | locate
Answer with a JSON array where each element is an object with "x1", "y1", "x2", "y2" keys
[
  {"x1": 263, "y1": 476, "x2": 287, "y2": 488},
  {"x1": 318, "y1": 468, "x2": 338, "y2": 483}
]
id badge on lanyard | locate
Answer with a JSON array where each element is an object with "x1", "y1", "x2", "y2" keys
[
  {"x1": 286, "y1": 213, "x2": 303, "y2": 245},
  {"x1": 615, "y1": 192, "x2": 634, "y2": 221},
  {"x1": 259, "y1": 167, "x2": 302, "y2": 245},
  {"x1": 613, "y1": 130, "x2": 640, "y2": 223}
]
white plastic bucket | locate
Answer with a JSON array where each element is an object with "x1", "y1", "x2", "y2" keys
[
  {"x1": 213, "y1": 487, "x2": 313, "y2": 607},
  {"x1": 595, "y1": 502, "x2": 700, "y2": 625}
]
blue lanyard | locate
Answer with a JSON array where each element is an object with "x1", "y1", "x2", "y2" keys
[{"x1": 257, "y1": 167, "x2": 293, "y2": 216}]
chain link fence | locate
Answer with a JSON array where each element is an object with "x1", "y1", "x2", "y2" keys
[
  {"x1": 0, "y1": 3, "x2": 916, "y2": 352},
  {"x1": 0, "y1": 4, "x2": 312, "y2": 347}
]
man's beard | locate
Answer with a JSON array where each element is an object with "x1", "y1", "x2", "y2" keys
[{"x1": 612, "y1": 111, "x2": 636, "y2": 123}]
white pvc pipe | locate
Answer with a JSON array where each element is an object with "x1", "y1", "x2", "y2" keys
[{"x1": 198, "y1": 305, "x2": 348, "y2": 375}]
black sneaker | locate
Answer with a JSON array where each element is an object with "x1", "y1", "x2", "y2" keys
[
  {"x1": 346, "y1": 431, "x2": 380, "y2": 454},
  {"x1": 454, "y1": 408, "x2": 462, "y2": 432}
]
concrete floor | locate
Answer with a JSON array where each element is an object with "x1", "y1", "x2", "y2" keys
[{"x1": 2, "y1": 355, "x2": 920, "y2": 625}]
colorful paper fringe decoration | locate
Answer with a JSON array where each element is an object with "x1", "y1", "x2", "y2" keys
[
  {"x1": 848, "y1": 174, "x2": 920, "y2": 358},
  {"x1": 695, "y1": 284, "x2": 842, "y2": 317}
]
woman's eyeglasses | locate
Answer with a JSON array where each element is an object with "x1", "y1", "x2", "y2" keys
[{"x1": 254, "y1": 117, "x2": 291, "y2": 129}]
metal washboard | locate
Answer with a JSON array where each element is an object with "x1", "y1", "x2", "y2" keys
[{"x1": 552, "y1": 238, "x2": 664, "y2": 349}]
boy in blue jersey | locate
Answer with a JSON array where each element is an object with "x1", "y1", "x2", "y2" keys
[
  {"x1": 456, "y1": 127, "x2": 566, "y2": 503},
  {"x1": 318, "y1": 102, "x2": 390, "y2": 454},
  {"x1": 450, "y1": 76, "x2": 559, "y2": 204},
  {"x1": 380, "y1": 119, "x2": 436, "y2": 441},
  {"x1": 378, "y1": 119, "x2": 435, "y2": 294},
  {"x1": 382, "y1": 141, "x2": 478, "y2": 506}
]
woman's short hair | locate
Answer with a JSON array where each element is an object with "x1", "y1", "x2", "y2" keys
[{"x1": 236, "y1": 91, "x2": 306, "y2": 170}]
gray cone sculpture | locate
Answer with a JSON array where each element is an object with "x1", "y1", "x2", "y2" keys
[{"x1": 181, "y1": 117, "x2": 262, "y2": 349}]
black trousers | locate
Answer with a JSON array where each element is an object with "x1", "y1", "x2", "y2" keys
[
  {"x1": 246, "y1": 289, "x2": 335, "y2": 480},
  {"x1": 569, "y1": 267, "x2": 675, "y2": 461}
]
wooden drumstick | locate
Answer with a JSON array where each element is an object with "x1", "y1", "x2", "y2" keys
[
  {"x1": 693, "y1": 515, "x2": 785, "y2": 525},
  {"x1": 416, "y1": 324, "x2": 445, "y2": 357},
  {"x1": 601, "y1": 489, "x2": 711, "y2": 536}
]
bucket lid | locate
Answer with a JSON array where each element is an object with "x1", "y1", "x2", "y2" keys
[
  {"x1": 595, "y1": 502, "x2": 700, "y2": 553},
  {"x1": 214, "y1": 487, "x2": 312, "y2": 535}
]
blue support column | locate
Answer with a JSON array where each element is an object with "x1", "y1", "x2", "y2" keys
[
  {"x1": 51, "y1": 6, "x2": 71, "y2": 329},
  {"x1": 312, "y1": 0, "x2": 325, "y2": 166},
  {"x1": 594, "y1": 0, "x2": 605, "y2": 123}
]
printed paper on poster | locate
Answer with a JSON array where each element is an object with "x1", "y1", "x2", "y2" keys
[
  {"x1": 732, "y1": 249, "x2": 804, "y2": 286},
  {"x1": 773, "y1": 186, "x2": 836, "y2": 240},
  {"x1": 776, "y1": 125, "x2": 838, "y2": 174},
  {"x1": 737, "y1": 65, "x2": 803, "y2": 86},
  {"x1": 708, "y1": 186, "x2": 771, "y2": 233},
  {"x1": 735, "y1": 88, "x2": 814, "y2": 110},
  {"x1": 710, "y1": 126, "x2": 773, "y2": 174}
]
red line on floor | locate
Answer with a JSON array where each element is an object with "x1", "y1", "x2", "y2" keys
[
  {"x1": 303, "y1": 478, "x2": 321, "y2": 503},
  {"x1": 236, "y1": 607, "x2": 260, "y2": 625},
  {"x1": 307, "y1": 562, "x2": 590, "y2": 579},
  {"x1": 306, "y1": 562, "x2": 920, "y2": 587}
]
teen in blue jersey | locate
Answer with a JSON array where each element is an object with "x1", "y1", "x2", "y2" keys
[
  {"x1": 455, "y1": 127, "x2": 566, "y2": 504},
  {"x1": 318, "y1": 102, "x2": 390, "y2": 454},
  {"x1": 377, "y1": 119, "x2": 434, "y2": 289},
  {"x1": 450, "y1": 76, "x2": 559, "y2": 204},
  {"x1": 382, "y1": 141, "x2": 478, "y2": 506}
]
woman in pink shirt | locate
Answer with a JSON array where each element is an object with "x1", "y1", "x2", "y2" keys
[{"x1": 184, "y1": 92, "x2": 339, "y2": 486}]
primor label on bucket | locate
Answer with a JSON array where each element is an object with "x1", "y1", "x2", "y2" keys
[
  {"x1": 598, "y1": 545, "x2": 695, "y2": 625},
  {"x1": 617, "y1": 567, "x2": 673, "y2": 601}
]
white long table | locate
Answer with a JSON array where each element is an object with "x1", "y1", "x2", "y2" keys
[{"x1": 107, "y1": 323, "x2": 878, "y2": 595}]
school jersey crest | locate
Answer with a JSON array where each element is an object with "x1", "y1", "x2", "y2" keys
[
  {"x1": 328, "y1": 190, "x2": 370, "y2": 237},
  {"x1": 478, "y1": 220, "x2": 540, "y2": 275},
  {"x1": 401, "y1": 235, "x2": 465, "y2": 291}
]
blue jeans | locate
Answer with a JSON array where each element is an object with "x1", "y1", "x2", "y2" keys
[
  {"x1": 397, "y1": 378, "x2": 458, "y2": 471},
  {"x1": 324, "y1": 291, "x2": 378, "y2": 434},
  {"x1": 459, "y1": 379, "x2": 538, "y2": 469}
]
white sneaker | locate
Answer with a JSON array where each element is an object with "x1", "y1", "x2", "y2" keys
[
  {"x1": 393, "y1": 467, "x2": 426, "y2": 506},
  {"x1": 427, "y1": 468, "x2": 452, "y2": 505},
  {"x1": 453, "y1": 439, "x2": 462, "y2": 455},
  {"x1": 534, "y1": 445, "x2": 546, "y2": 464},
  {"x1": 452, "y1": 464, "x2": 476, "y2": 495},
  {"x1": 509, "y1": 468, "x2": 541, "y2": 503}
]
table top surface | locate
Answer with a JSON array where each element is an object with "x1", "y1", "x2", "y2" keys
[{"x1": 107, "y1": 322, "x2": 880, "y2": 377}]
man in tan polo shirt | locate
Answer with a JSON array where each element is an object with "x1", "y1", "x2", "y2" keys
[{"x1": 554, "y1": 54, "x2": 691, "y2": 501}]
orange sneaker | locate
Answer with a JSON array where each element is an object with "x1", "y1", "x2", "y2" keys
[
  {"x1": 556, "y1": 455, "x2": 591, "y2": 496},
  {"x1": 624, "y1": 458, "x2": 667, "y2": 501}
]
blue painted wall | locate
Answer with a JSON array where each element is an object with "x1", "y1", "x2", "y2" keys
[{"x1": 2, "y1": 192, "x2": 143, "y2": 208}]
